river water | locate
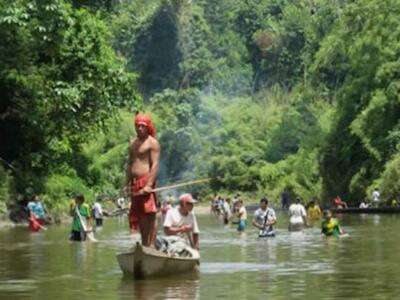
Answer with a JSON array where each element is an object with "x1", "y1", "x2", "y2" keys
[{"x1": 0, "y1": 211, "x2": 399, "y2": 300}]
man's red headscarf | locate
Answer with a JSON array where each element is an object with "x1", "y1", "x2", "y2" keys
[{"x1": 134, "y1": 113, "x2": 156, "y2": 137}]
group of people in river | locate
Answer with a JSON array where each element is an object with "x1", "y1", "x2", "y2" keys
[
  {"x1": 26, "y1": 113, "x2": 348, "y2": 248},
  {"x1": 211, "y1": 193, "x2": 345, "y2": 238},
  {"x1": 210, "y1": 194, "x2": 249, "y2": 230},
  {"x1": 26, "y1": 192, "x2": 105, "y2": 241},
  {"x1": 25, "y1": 113, "x2": 200, "y2": 252}
]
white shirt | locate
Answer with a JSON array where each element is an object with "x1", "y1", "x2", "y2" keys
[
  {"x1": 163, "y1": 208, "x2": 199, "y2": 234},
  {"x1": 222, "y1": 202, "x2": 231, "y2": 217},
  {"x1": 117, "y1": 197, "x2": 125, "y2": 208},
  {"x1": 92, "y1": 202, "x2": 103, "y2": 219},
  {"x1": 253, "y1": 207, "x2": 276, "y2": 229},
  {"x1": 372, "y1": 191, "x2": 380, "y2": 202},
  {"x1": 253, "y1": 207, "x2": 276, "y2": 227},
  {"x1": 289, "y1": 203, "x2": 306, "y2": 224}
]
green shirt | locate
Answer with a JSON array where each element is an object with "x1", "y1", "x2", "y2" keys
[
  {"x1": 321, "y1": 218, "x2": 341, "y2": 237},
  {"x1": 71, "y1": 203, "x2": 91, "y2": 232}
]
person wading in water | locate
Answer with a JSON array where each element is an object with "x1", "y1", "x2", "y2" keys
[
  {"x1": 27, "y1": 194, "x2": 47, "y2": 232},
  {"x1": 252, "y1": 198, "x2": 277, "y2": 237},
  {"x1": 125, "y1": 113, "x2": 160, "y2": 248},
  {"x1": 288, "y1": 197, "x2": 307, "y2": 231},
  {"x1": 321, "y1": 209, "x2": 345, "y2": 238}
]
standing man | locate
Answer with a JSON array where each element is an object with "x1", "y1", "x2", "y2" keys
[
  {"x1": 125, "y1": 113, "x2": 160, "y2": 247},
  {"x1": 288, "y1": 197, "x2": 307, "y2": 231},
  {"x1": 252, "y1": 198, "x2": 277, "y2": 237}
]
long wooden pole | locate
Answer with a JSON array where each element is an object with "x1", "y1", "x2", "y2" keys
[{"x1": 130, "y1": 178, "x2": 214, "y2": 197}]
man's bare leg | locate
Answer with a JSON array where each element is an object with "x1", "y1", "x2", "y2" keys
[
  {"x1": 141, "y1": 214, "x2": 157, "y2": 247},
  {"x1": 139, "y1": 217, "x2": 149, "y2": 246},
  {"x1": 147, "y1": 213, "x2": 157, "y2": 248}
]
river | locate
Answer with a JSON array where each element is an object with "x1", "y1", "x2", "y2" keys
[{"x1": 0, "y1": 211, "x2": 399, "y2": 299}]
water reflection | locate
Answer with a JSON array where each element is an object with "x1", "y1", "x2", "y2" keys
[
  {"x1": 254, "y1": 236, "x2": 277, "y2": 262},
  {"x1": 119, "y1": 276, "x2": 200, "y2": 300},
  {"x1": 69, "y1": 240, "x2": 95, "y2": 268},
  {"x1": 373, "y1": 214, "x2": 381, "y2": 225},
  {"x1": 201, "y1": 262, "x2": 270, "y2": 273},
  {"x1": 238, "y1": 231, "x2": 247, "y2": 259}
]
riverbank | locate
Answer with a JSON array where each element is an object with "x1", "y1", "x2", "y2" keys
[{"x1": 0, "y1": 218, "x2": 22, "y2": 229}]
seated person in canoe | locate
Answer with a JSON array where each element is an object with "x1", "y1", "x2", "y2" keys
[
  {"x1": 333, "y1": 195, "x2": 348, "y2": 209},
  {"x1": 163, "y1": 193, "x2": 199, "y2": 250}
]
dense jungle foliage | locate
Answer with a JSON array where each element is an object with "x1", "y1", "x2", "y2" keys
[{"x1": 1, "y1": 0, "x2": 400, "y2": 213}]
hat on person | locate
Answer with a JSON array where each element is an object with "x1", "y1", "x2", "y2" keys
[
  {"x1": 179, "y1": 193, "x2": 197, "y2": 205},
  {"x1": 134, "y1": 113, "x2": 156, "y2": 137}
]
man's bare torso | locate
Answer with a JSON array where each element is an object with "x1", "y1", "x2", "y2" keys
[{"x1": 129, "y1": 136, "x2": 155, "y2": 178}]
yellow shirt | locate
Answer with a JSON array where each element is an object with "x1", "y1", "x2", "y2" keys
[
  {"x1": 307, "y1": 205, "x2": 322, "y2": 220},
  {"x1": 238, "y1": 206, "x2": 247, "y2": 221}
]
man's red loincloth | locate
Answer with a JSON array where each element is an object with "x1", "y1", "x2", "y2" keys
[{"x1": 128, "y1": 175, "x2": 157, "y2": 231}]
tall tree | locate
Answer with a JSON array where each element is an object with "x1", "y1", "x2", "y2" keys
[
  {"x1": 315, "y1": 0, "x2": 400, "y2": 201},
  {"x1": 0, "y1": 0, "x2": 138, "y2": 191}
]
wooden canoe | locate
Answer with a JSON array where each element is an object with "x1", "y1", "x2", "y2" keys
[
  {"x1": 116, "y1": 243, "x2": 200, "y2": 279},
  {"x1": 330, "y1": 207, "x2": 400, "y2": 214}
]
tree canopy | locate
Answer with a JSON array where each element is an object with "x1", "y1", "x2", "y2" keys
[{"x1": 1, "y1": 0, "x2": 400, "y2": 209}]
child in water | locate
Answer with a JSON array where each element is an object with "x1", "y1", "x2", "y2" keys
[
  {"x1": 321, "y1": 209, "x2": 345, "y2": 237},
  {"x1": 234, "y1": 200, "x2": 247, "y2": 231},
  {"x1": 70, "y1": 194, "x2": 93, "y2": 241}
]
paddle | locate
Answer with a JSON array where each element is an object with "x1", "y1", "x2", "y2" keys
[{"x1": 75, "y1": 206, "x2": 97, "y2": 242}]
